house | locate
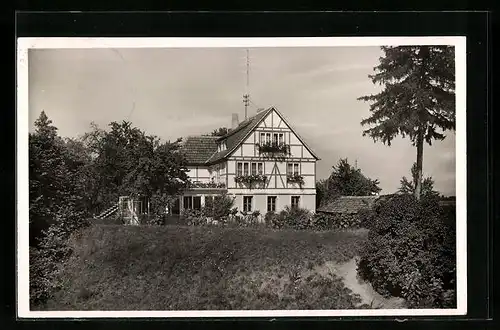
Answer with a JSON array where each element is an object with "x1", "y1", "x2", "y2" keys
[{"x1": 174, "y1": 107, "x2": 320, "y2": 217}]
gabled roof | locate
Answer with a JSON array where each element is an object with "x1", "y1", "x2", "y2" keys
[
  {"x1": 206, "y1": 107, "x2": 273, "y2": 164},
  {"x1": 180, "y1": 135, "x2": 219, "y2": 165},
  {"x1": 317, "y1": 196, "x2": 379, "y2": 214},
  {"x1": 180, "y1": 106, "x2": 320, "y2": 165},
  {"x1": 272, "y1": 107, "x2": 320, "y2": 161}
]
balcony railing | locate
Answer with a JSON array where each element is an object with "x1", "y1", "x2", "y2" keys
[{"x1": 188, "y1": 181, "x2": 226, "y2": 189}]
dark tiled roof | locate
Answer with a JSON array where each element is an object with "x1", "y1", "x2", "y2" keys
[
  {"x1": 317, "y1": 196, "x2": 379, "y2": 214},
  {"x1": 439, "y1": 200, "x2": 456, "y2": 207},
  {"x1": 206, "y1": 108, "x2": 273, "y2": 164},
  {"x1": 180, "y1": 136, "x2": 219, "y2": 165}
]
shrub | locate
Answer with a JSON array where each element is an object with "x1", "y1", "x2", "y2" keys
[
  {"x1": 30, "y1": 205, "x2": 90, "y2": 307},
  {"x1": 310, "y1": 213, "x2": 332, "y2": 230},
  {"x1": 182, "y1": 209, "x2": 207, "y2": 226},
  {"x1": 268, "y1": 206, "x2": 312, "y2": 230},
  {"x1": 310, "y1": 212, "x2": 365, "y2": 230},
  {"x1": 204, "y1": 193, "x2": 236, "y2": 220},
  {"x1": 357, "y1": 194, "x2": 456, "y2": 308}
]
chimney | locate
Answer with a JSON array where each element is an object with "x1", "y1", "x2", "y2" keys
[{"x1": 231, "y1": 113, "x2": 239, "y2": 129}]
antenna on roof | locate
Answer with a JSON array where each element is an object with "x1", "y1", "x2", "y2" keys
[{"x1": 242, "y1": 49, "x2": 250, "y2": 120}]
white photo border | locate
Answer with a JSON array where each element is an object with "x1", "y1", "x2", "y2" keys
[{"x1": 16, "y1": 36, "x2": 467, "y2": 318}]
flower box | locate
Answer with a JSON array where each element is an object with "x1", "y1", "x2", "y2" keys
[
  {"x1": 234, "y1": 174, "x2": 267, "y2": 188},
  {"x1": 287, "y1": 174, "x2": 305, "y2": 187},
  {"x1": 255, "y1": 142, "x2": 290, "y2": 155}
]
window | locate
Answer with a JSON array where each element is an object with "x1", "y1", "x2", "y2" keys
[
  {"x1": 291, "y1": 196, "x2": 300, "y2": 209},
  {"x1": 287, "y1": 162, "x2": 300, "y2": 175},
  {"x1": 183, "y1": 196, "x2": 192, "y2": 209},
  {"x1": 243, "y1": 196, "x2": 253, "y2": 212},
  {"x1": 193, "y1": 196, "x2": 202, "y2": 210},
  {"x1": 267, "y1": 196, "x2": 277, "y2": 212},
  {"x1": 184, "y1": 196, "x2": 202, "y2": 210},
  {"x1": 237, "y1": 162, "x2": 243, "y2": 176},
  {"x1": 279, "y1": 133, "x2": 284, "y2": 144},
  {"x1": 266, "y1": 133, "x2": 271, "y2": 143},
  {"x1": 294, "y1": 163, "x2": 299, "y2": 175},
  {"x1": 273, "y1": 133, "x2": 278, "y2": 144},
  {"x1": 238, "y1": 162, "x2": 263, "y2": 176},
  {"x1": 260, "y1": 133, "x2": 265, "y2": 144}
]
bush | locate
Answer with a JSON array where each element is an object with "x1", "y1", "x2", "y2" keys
[
  {"x1": 204, "y1": 193, "x2": 236, "y2": 220},
  {"x1": 230, "y1": 213, "x2": 261, "y2": 228},
  {"x1": 266, "y1": 206, "x2": 312, "y2": 230},
  {"x1": 30, "y1": 205, "x2": 90, "y2": 307},
  {"x1": 357, "y1": 194, "x2": 456, "y2": 308},
  {"x1": 309, "y1": 213, "x2": 332, "y2": 230},
  {"x1": 182, "y1": 209, "x2": 207, "y2": 226}
]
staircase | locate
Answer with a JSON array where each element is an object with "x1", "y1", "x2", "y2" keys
[{"x1": 95, "y1": 203, "x2": 119, "y2": 220}]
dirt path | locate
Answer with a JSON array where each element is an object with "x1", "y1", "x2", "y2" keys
[{"x1": 320, "y1": 258, "x2": 405, "y2": 309}]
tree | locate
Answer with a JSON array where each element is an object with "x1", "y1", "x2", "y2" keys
[
  {"x1": 399, "y1": 162, "x2": 440, "y2": 199},
  {"x1": 85, "y1": 120, "x2": 190, "y2": 216},
  {"x1": 210, "y1": 127, "x2": 229, "y2": 137},
  {"x1": 315, "y1": 178, "x2": 329, "y2": 208},
  {"x1": 319, "y1": 158, "x2": 381, "y2": 206},
  {"x1": 29, "y1": 111, "x2": 77, "y2": 246},
  {"x1": 358, "y1": 46, "x2": 455, "y2": 200}
]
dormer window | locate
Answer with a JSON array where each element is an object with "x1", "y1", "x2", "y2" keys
[{"x1": 218, "y1": 141, "x2": 227, "y2": 152}]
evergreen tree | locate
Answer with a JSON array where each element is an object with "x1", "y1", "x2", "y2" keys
[{"x1": 358, "y1": 46, "x2": 455, "y2": 199}]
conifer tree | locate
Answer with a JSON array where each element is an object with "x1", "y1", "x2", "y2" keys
[{"x1": 358, "y1": 46, "x2": 455, "y2": 199}]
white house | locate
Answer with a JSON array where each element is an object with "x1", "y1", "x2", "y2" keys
[{"x1": 175, "y1": 107, "x2": 320, "y2": 216}]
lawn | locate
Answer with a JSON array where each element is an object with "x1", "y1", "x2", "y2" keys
[{"x1": 40, "y1": 224, "x2": 372, "y2": 311}]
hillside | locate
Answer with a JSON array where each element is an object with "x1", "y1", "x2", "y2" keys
[{"x1": 41, "y1": 225, "x2": 372, "y2": 311}]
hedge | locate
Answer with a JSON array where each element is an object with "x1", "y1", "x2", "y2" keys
[{"x1": 357, "y1": 194, "x2": 456, "y2": 308}]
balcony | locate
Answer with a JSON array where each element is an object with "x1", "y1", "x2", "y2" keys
[{"x1": 187, "y1": 181, "x2": 226, "y2": 191}]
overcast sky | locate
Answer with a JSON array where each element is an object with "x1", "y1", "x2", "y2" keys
[{"x1": 28, "y1": 47, "x2": 456, "y2": 195}]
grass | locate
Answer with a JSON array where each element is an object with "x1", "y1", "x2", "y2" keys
[{"x1": 40, "y1": 225, "x2": 369, "y2": 311}]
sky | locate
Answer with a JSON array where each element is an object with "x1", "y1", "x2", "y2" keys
[{"x1": 28, "y1": 46, "x2": 456, "y2": 196}]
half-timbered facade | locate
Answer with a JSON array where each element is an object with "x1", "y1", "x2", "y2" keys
[{"x1": 177, "y1": 107, "x2": 320, "y2": 217}]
